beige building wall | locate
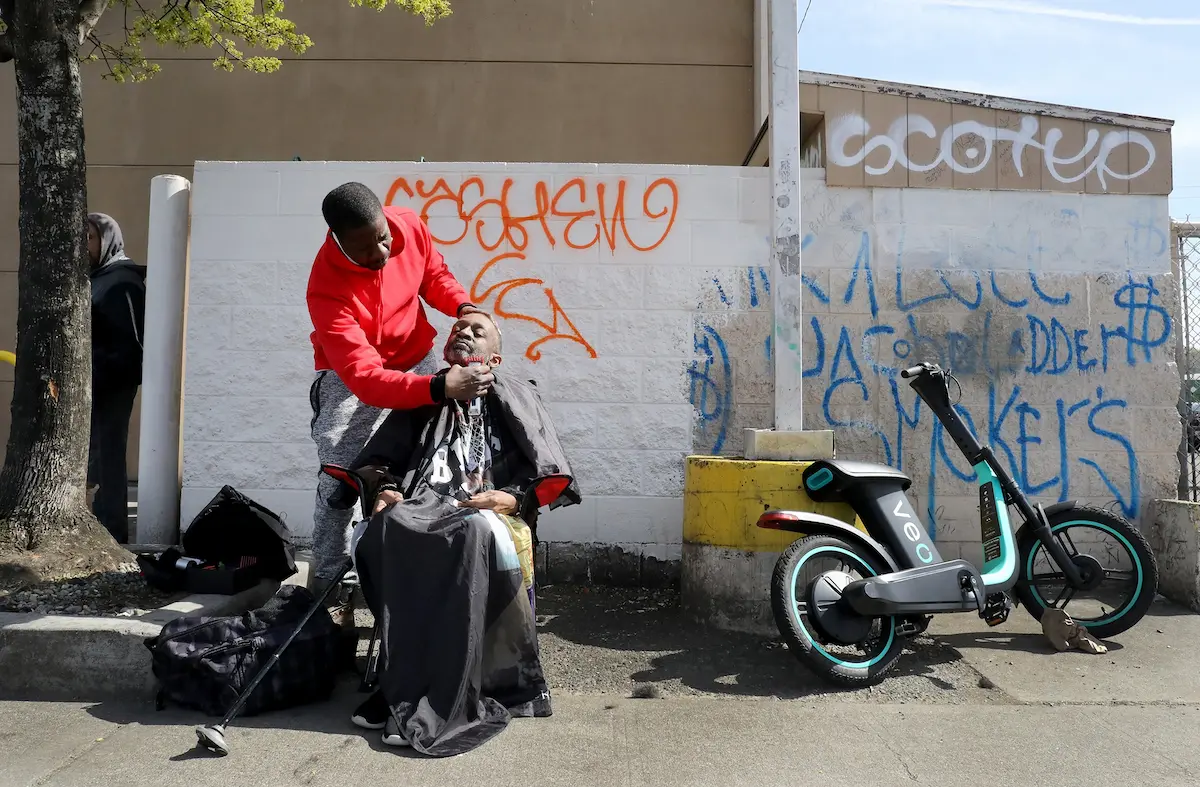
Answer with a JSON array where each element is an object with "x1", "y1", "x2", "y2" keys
[
  {"x1": 750, "y1": 72, "x2": 1173, "y2": 196},
  {"x1": 0, "y1": 0, "x2": 756, "y2": 474}
]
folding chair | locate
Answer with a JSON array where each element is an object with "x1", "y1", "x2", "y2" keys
[
  {"x1": 194, "y1": 465, "x2": 574, "y2": 756},
  {"x1": 349, "y1": 471, "x2": 575, "y2": 693}
]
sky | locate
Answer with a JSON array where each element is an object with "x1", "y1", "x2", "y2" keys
[{"x1": 797, "y1": 0, "x2": 1198, "y2": 219}]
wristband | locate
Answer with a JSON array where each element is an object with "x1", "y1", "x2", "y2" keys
[
  {"x1": 457, "y1": 303, "x2": 477, "y2": 316},
  {"x1": 430, "y1": 371, "x2": 448, "y2": 402}
]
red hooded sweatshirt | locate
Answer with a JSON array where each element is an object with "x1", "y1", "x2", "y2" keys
[{"x1": 306, "y1": 205, "x2": 472, "y2": 410}]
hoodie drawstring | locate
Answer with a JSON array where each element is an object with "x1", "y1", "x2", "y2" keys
[{"x1": 375, "y1": 270, "x2": 384, "y2": 346}]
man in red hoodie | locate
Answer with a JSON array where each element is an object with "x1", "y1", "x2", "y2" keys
[{"x1": 306, "y1": 182, "x2": 494, "y2": 592}]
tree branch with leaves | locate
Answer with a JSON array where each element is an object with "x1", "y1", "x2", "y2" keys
[{"x1": 0, "y1": 0, "x2": 450, "y2": 587}]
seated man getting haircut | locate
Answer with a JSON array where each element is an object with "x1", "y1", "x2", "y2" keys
[{"x1": 328, "y1": 310, "x2": 580, "y2": 758}]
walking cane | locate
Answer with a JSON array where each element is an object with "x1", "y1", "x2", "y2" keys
[
  {"x1": 195, "y1": 463, "x2": 370, "y2": 756},
  {"x1": 195, "y1": 557, "x2": 354, "y2": 756}
]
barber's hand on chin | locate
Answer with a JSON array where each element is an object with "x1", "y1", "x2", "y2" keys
[
  {"x1": 444, "y1": 363, "x2": 494, "y2": 401},
  {"x1": 459, "y1": 490, "x2": 519, "y2": 515},
  {"x1": 373, "y1": 488, "x2": 403, "y2": 515}
]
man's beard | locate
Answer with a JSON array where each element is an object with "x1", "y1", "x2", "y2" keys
[{"x1": 445, "y1": 339, "x2": 481, "y2": 366}]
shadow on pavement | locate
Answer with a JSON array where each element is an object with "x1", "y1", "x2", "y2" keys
[
  {"x1": 83, "y1": 578, "x2": 1034, "y2": 757},
  {"x1": 1139, "y1": 598, "x2": 1198, "y2": 618},
  {"x1": 533, "y1": 585, "x2": 973, "y2": 700},
  {"x1": 935, "y1": 630, "x2": 1126, "y2": 655},
  {"x1": 934, "y1": 596, "x2": 1197, "y2": 654},
  {"x1": 85, "y1": 677, "x2": 404, "y2": 761}
]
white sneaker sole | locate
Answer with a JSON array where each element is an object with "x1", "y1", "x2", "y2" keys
[
  {"x1": 351, "y1": 714, "x2": 387, "y2": 731},
  {"x1": 381, "y1": 732, "x2": 411, "y2": 748}
]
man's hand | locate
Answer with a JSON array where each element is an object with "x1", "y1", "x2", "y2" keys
[
  {"x1": 459, "y1": 490, "x2": 519, "y2": 515},
  {"x1": 373, "y1": 488, "x2": 403, "y2": 514},
  {"x1": 444, "y1": 363, "x2": 494, "y2": 401},
  {"x1": 459, "y1": 304, "x2": 484, "y2": 317}
]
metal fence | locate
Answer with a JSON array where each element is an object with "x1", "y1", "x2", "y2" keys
[{"x1": 1176, "y1": 222, "x2": 1200, "y2": 500}]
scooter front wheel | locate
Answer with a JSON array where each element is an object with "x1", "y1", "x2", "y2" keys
[
  {"x1": 1015, "y1": 504, "x2": 1158, "y2": 639},
  {"x1": 770, "y1": 535, "x2": 906, "y2": 688}
]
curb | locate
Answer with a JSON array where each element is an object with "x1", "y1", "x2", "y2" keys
[{"x1": 0, "y1": 580, "x2": 280, "y2": 702}]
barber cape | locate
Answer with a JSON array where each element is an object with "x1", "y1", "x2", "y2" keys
[
  {"x1": 348, "y1": 397, "x2": 496, "y2": 575},
  {"x1": 344, "y1": 372, "x2": 581, "y2": 757},
  {"x1": 339, "y1": 372, "x2": 581, "y2": 523}
]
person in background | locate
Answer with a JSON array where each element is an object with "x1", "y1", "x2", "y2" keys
[
  {"x1": 305, "y1": 182, "x2": 494, "y2": 598},
  {"x1": 87, "y1": 212, "x2": 147, "y2": 544}
]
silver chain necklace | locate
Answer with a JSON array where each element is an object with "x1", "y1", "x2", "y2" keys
[{"x1": 462, "y1": 406, "x2": 486, "y2": 472}]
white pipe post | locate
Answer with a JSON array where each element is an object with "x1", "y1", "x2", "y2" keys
[
  {"x1": 753, "y1": 0, "x2": 770, "y2": 132},
  {"x1": 769, "y1": 0, "x2": 804, "y2": 430},
  {"x1": 136, "y1": 175, "x2": 192, "y2": 545}
]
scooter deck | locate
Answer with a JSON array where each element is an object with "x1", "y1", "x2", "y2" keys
[{"x1": 841, "y1": 559, "x2": 987, "y2": 617}]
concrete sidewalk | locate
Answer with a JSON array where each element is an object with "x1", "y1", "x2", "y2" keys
[
  {"x1": 3, "y1": 587, "x2": 1199, "y2": 786},
  {"x1": 928, "y1": 597, "x2": 1200, "y2": 705},
  {"x1": 5, "y1": 692, "x2": 1199, "y2": 787}
]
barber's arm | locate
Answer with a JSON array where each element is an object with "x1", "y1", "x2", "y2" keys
[{"x1": 309, "y1": 292, "x2": 439, "y2": 410}]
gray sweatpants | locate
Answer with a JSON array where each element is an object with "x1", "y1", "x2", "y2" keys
[{"x1": 309, "y1": 350, "x2": 440, "y2": 582}]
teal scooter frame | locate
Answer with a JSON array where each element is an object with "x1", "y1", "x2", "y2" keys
[{"x1": 757, "y1": 361, "x2": 1158, "y2": 687}]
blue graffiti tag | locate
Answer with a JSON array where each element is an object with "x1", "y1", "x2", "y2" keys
[
  {"x1": 804, "y1": 267, "x2": 1164, "y2": 527},
  {"x1": 747, "y1": 265, "x2": 771, "y2": 307},
  {"x1": 689, "y1": 324, "x2": 733, "y2": 454},
  {"x1": 712, "y1": 228, "x2": 1168, "y2": 532},
  {"x1": 699, "y1": 218, "x2": 1168, "y2": 528}
]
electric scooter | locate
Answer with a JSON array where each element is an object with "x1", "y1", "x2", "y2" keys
[{"x1": 757, "y1": 361, "x2": 1159, "y2": 687}]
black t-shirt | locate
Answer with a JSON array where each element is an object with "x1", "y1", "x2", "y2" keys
[{"x1": 421, "y1": 401, "x2": 532, "y2": 505}]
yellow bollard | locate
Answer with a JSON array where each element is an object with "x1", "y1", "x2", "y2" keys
[{"x1": 0, "y1": 350, "x2": 14, "y2": 367}]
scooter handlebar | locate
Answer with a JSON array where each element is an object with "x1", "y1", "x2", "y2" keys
[{"x1": 901, "y1": 363, "x2": 945, "y2": 379}]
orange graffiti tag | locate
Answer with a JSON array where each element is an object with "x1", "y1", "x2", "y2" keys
[{"x1": 385, "y1": 175, "x2": 679, "y2": 362}]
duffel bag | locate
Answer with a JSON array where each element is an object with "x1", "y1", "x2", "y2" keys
[{"x1": 144, "y1": 585, "x2": 340, "y2": 717}]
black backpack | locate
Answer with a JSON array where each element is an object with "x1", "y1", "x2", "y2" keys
[
  {"x1": 138, "y1": 486, "x2": 298, "y2": 596},
  {"x1": 144, "y1": 585, "x2": 341, "y2": 717}
]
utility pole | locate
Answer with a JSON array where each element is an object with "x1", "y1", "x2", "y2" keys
[{"x1": 769, "y1": 0, "x2": 804, "y2": 431}]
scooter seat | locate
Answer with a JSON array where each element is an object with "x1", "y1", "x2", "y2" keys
[{"x1": 803, "y1": 459, "x2": 913, "y2": 501}]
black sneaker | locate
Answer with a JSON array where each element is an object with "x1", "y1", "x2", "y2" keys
[
  {"x1": 351, "y1": 690, "x2": 389, "y2": 730},
  {"x1": 381, "y1": 716, "x2": 411, "y2": 748}
]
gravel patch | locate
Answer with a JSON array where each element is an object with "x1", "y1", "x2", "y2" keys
[
  {"x1": 0, "y1": 562, "x2": 184, "y2": 617},
  {"x1": 352, "y1": 584, "x2": 1015, "y2": 705}
]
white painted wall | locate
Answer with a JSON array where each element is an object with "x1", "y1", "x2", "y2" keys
[
  {"x1": 180, "y1": 161, "x2": 1179, "y2": 566},
  {"x1": 180, "y1": 162, "x2": 771, "y2": 564}
]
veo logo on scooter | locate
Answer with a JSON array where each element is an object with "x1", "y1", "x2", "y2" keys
[{"x1": 891, "y1": 497, "x2": 935, "y2": 564}]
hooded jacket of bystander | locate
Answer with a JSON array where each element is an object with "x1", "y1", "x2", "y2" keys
[{"x1": 89, "y1": 212, "x2": 146, "y2": 389}]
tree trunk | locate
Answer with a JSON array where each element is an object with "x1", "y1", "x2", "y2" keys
[{"x1": 0, "y1": 0, "x2": 128, "y2": 579}]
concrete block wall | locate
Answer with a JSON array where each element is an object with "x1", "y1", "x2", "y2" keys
[
  {"x1": 181, "y1": 161, "x2": 1179, "y2": 570},
  {"x1": 782, "y1": 175, "x2": 1180, "y2": 563},
  {"x1": 181, "y1": 162, "x2": 775, "y2": 564},
  {"x1": 1148, "y1": 498, "x2": 1200, "y2": 612}
]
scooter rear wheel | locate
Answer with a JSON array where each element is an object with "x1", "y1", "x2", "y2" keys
[{"x1": 770, "y1": 535, "x2": 906, "y2": 688}]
